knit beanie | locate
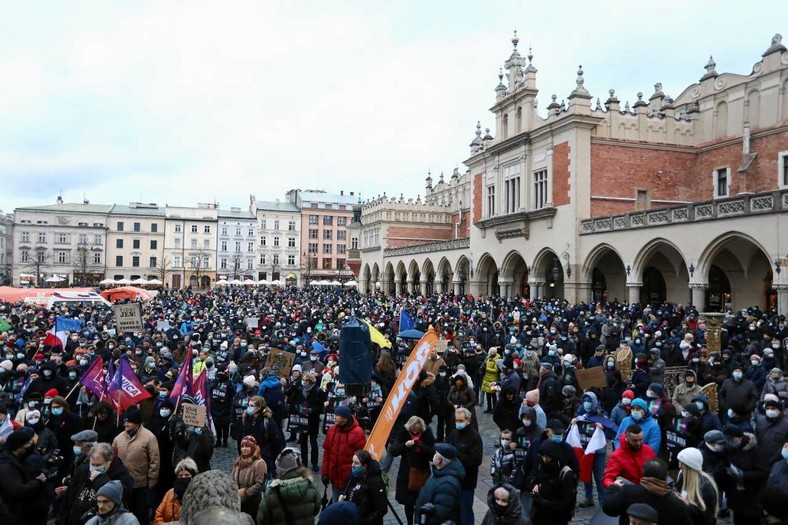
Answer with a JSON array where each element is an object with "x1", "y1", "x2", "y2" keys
[
  {"x1": 97, "y1": 480, "x2": 124, "y2": 506},
  {"x1": 275, "y1": 448, "x2": 302, "y2": 477}
]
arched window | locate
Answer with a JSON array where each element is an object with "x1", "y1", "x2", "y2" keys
[
  {"x1": 502, "y1": 113, "x2": 509, "y2": 139},
  {"x1": 714, "y1": 101, "x2": 728, "y2": 138},
  {"x1": 747, "y1": 90, "x2": 760, "y2": 129},
  {"x1": 515, "y1": 106, "x2": 522, "y2": 133}
]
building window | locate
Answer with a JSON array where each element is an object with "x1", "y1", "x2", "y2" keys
[
  {"x1": 337, "y1": 244, "x2": 346, "y2": 254},
  {"x1": 337, "y1": 258, "x2": 345, "y2": 270},
  {"x1": 57, "y1": 251, "x2": 67, "y2": 264},
  {"x1": 191, "y1": 239, "x2": 198, "y2": 249},
  {"x1": 323, "y1": 230, "x2": 332, "y2": 240},
  {"x1": 503, "y1": 164, "x2": 521, "y2": 214},
  {"x1": 236, "y1": 227, "x2": 241, "y2": 236},
  {"x1": 308, "y1": 242, "x2": 318, "y2": 254},
  {"x1": 20, "y1": 250, "x2": 29, "y2": 263},
  {"x1": 260, "y1": 219, "x2": 267, "y2": 229},
  {"x1": 221, "y1": 258, "x2": 227, "y2": 269},
  {"x1": 132, "y1": 256, "x2": 140, "y2": 267},
  {"x1": 133, "y1": 222, "x2": 141, "y2": 232},
  {"x1": 273, "y1": 254, "x2": 279, "y2": 265},
  {"x1": 93, "y1": 252, "x2": 102, "y2": 264},
  {"x1": 36, "y1": 250, "x2": 46, "y2": 262},
  {"x1": 487, "y1": 186, "x2": 495, "y2": 217},
  {"x1": 311, "y1": 203, "x2": 318, "y2": 208},
  {"x1": 259, "y1": 254, "x2": 266, "y2": 265},
  {"x1": 116, "y1": 255, "x2": 123, "y2": 267},
  {"x1": 150, "y1": 256, "x2": 157, "y2": 267},
  {"x1": 21, "y1": 232, "x2": 29, "y2": 243},
  {"x1": 351, "y1": 237, "x2": 358, "y2": 250},
  {"x1": 323, "y1": 216, "x2": 333, "y2": 226},
  {"x1": 288, "y1": 220, "x2": 296, "y2": 231},
  {"x1": 174, "y1": 256, "x2": 181, "y2": 267},
  {"x1": 322, "y1": 258, "x2": 332, "y2": 269},
  {"x1": 260, "y1": 237, "x2": 266, "y2": 247},
  {"x1": 533, "y1": 169, "x2": 548, "y2": 209},
  {"x1": 151, "y1": 223, "x2": 158, "y2": 233},
  {"x1": 308, "y1": 215, "x2": 318, "y2": 225},
  {"x1": 288, "y1": 237, "x2": 296, "y2": 247},
  {"x1": 174, "y1": 238, "x2": 181, "y2": 249},
  {"x1": 780, "y1": 152, "x2": 788, "y2": 187},
  {"x1": 222, "y1": 227, "x2": 228, "y2": 236},
  {"x1": 117, "y1": 222, "x2": 124, "y2": 231},
  {"x1": 58, "y1": 233, "x2": 68, "y2": 244},
  {"x1": 273, "y1": 236, "x2": 280, "y2": 247},
  {"x1": 247, "y1": 259, "x2": 253, "y2": 270},
  {"x1": 337, "y1": 230, "x2": 346, "y2": 241},
  {"x1": 288, "y1": 254, "x2": 295, "y2": 266},
  {"x1": 116, "y1": 239, "x2": 124, "y2": 249},
  {"x1": 337, "y1": 217, "x2": 347, "y2": 226},
  {"x1": 94, "y1": 234, "x2": 102, "y2": 245},
  {"x1": 133, "y1": 240, "x2": 140, "y2": 249},
  {"x1": 714, "y1": 167, "x2": 729, "y2": 198},
  {"x1": 273, "y1": 220, "x2": 280, "y2": 230},
  {"x1": 79, "y1": 234, "x2": 88, "y2": 244},
  {"x1": 636, "y1": 189, "x2": 650, "y2": 211},
  {"x1": 248, "y1": 228, "x2": 254, "y2": 236},
  {"x1": 221, "y1": 240, "x2": 227, "y2": 251},
  {"x1": 150, "y1": 240, "x2": 157, "y2": 249},
  {"x1": 175, "y1": 224, "x2": 182, "y2": 233},
  {"x1": 191, "y1": 225, "x2": 198, "y2": 233},
  {"x1": 247, "y1": 241, "x2": 254, "y2": 252},
  {"x1": 323, "y1": 243, "x2": 332, "y2": 254},
  {"x1": 309, "y1": 229, "x2": 318, "y2": 239},
  {"x1": 38, "y1": 232, "x2": 47, "y2": 243},
  {"x1": 235, "y1": 241, "x2": 241, "y2": 252}
]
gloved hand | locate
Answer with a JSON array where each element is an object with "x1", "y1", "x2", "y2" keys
[
  {"x1": 726, "y1": 464, "x2": 743, "y2": 480},
  {"x1": 322, "y1": 475, "x2": 330, "y2": 486}
]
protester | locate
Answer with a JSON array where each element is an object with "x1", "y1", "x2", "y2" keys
[
  {"x1": 480, "y1": 484, "x2": 530, "y2": 525},
  {"x1": 603, "y1": 424, "x2": 657, "y2": 488},
  {"x1": 448, "y1": 407, "x2": 483, "y2": 525},
  {"x1": 0, "y1": 427, "x2": 49, "y2": 525},
  {"x1": 339, "y1": 450, "x2": 388, "y2": 525},
  {"x1": 675, "y1": 448, "x2": 719, "y2": 525},
  {"x1": 112, "y1": 407, "x2": 160, "y2": 525},
  {"x1": 528, "y1": 440, "x2": 577, "y2": 525},
  {"x1": 322, "y1": 404, "x2": 366, "y2": 502},
  {"x1": 232, "y1": 435, "x2": 268, "y2": 523},
  {"x1": 414, "y1": 443, "x2": 465, "y2": 525},
  {"x1": 85, "y1": 480, "x2": 140, "y2": 525},
  {"x1": 389, "y1": 415, "x2": 435, "y2": 525},
  {"x1": 153, "y1": 458, "x2": 196, "y2": 525},
  {"x1": 258, "y1": 448, "x2": 321, "y2": 525}
]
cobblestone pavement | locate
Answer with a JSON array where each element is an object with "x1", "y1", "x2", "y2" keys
[{"x1": 211, "y1": 407, "x2": 735, "y2": 525}]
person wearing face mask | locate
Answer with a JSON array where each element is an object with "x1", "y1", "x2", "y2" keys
[
  {"x1": 602, "y1": 424, "x2": 656, "y2": 488},
  {"x1": 111, "y1": 407, "x2": 160, "y2": 525},
  {"x1": 721, "y1": 424, "x2": 764, "y2": 525},
  {"x1": 258, "y1": 447, "x2": 321, "y2": 525},
  {"x1": 698, "y1": 430, "x2": 730, "y2": 505},
  {"x1": 322, "y1": 404, "x2": 367, "y2": 503},
  {"x1": 448, "y1": 407, "x2": 483, "y2": 525},
  {"x1": 490, "y1": 429, "x2": 518, "y2": 487},
  {"x1": 719, "y1": 367, "x2": 759, "y2": 422},
  {"x1": 0, "y1": 401, "x2": 21, "y2": 445},
  {"x1": 256, "y1": 368, "x2": 288, "y2": 432},
  {"x1": 338, "y1": 450, "x2": 389, "y2": 525},
  {"x1": 433, "y1": 365, "x2": 453, "y2": 441},
  {"x1": 153, "y1": 458, "x2": 196, "y2": 525},
  {"x1": 46, "y1": 396, "x2": 83, "y2": 470},
  {"x1": 755, "y1": 400, "x2": 788, "y2": 472},
  {"x1": 58, "y1": 442, "x2": 134, "y2": 525},
  {"x1": 766, "y1": 441, "x2": 788, "y2": 492},
  {"x1": 170, "y1": 407, "x2": 213, "y2": 475},
  {"x1": 231, "y1": 436, "x2": 268, "y2": 522},
  {"x1": 389, "y1": 416, "x2": 435, "y2": 525},
  {"x1": 243, "y1": 396, "x2": 285, "y2": 476},
  {"x1": 673, "y1": 370, "x2": 703, "y2": 409},
  {"x1": 614, "y1": 399, "x2": 661, "y2": 453},
  {"x1": 0, "y1": 427, "x2": 50, "y2": 524},
  {"x1": 481, "y1": 484, "x2": 529, "y2": 525},
  {"x1": 28, "y1": 360, "x2": 68, "y2": 398},
  {"x1": 528, "y1": 439, "x2": 578, "y2": 525},
  {"x1": 762, "y1": 367, "x2": 788, "y2": 406},
  {"x1": 744, "y1": 354, "x2": 767, "y2": 391},
  {"x1": 448, "y1": 372, "x2": 478, "y2": 429}
]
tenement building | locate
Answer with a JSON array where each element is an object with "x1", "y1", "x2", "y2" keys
[{"x1": 357, "y1": 32, "x2": 788, "y2": 315}]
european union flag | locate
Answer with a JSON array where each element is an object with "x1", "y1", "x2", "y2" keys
[
  {"x1": 399, "y1": 310, "x2": 415, "y2": 332},
  {"x1": 55, "y1": 316, "x2": 83, "y2": 333}
]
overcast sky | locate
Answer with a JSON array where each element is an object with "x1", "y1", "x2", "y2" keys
[{"x1": 1, "y1": 1, "x2": 785, "y2": 213}]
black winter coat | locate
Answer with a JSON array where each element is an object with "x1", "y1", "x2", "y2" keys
[
  {"x1": 389, "y1": 426, "x2": 436, "y2": 506},
  {"x1": 447, "y1": 426, "x2": 483, "y2": 490},
  {"x1": 726, "y1": 434, "x2": 768, "y2": 520},
  {"x1": 414, "y1": 459, "x2": 465, "y2": 525},
  {"x1": 209, "y1": 377, "x2": 234, "y2": 426},
  {"x1": 603, "y1": 479, "x2": 692, "y2": 525},
  {"x1": 56, "y1": 457, "x2": 134, "y2": 525},
  {"x1": 343, "y1": 460, "x2": 389, "y2": 525},
  {"x1": 493, "y1": 391, "x2": 522, "y2": 432},
  {"x1": 530, "y1": 460, "x2": 577, "y2": 525},
  {"x1": 0, "y1": 449, "x2": 47, "y2": 525}
]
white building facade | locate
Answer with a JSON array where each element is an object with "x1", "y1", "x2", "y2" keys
[
  {"x1": 217, "y1": 207, "x2": 257, "y2": 281},
  {"x1": 251, "y1": 196, "x2": 302, "y2": 285}
]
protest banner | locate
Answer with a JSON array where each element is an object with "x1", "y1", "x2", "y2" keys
[
  {"x1": 181, "y1": 403, "x2": 207, "y2": 428},
  {"x1": 113, "y1": 303, "x2": 143, "y2": 333},
  {"x1": 575, "y1": 366, "x2": 608, "y2": 391}
]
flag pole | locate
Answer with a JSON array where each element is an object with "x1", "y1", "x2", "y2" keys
[{"x1": 63, "y1": 382, "x2": 80, "y2": 401}]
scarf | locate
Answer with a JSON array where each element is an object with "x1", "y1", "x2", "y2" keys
[
  {"x1": 0, "y1": 417, "x2": 12, "y2": 440},
  {"x1": 640, "y1": 476, "x2": 671, "y2": 496}
]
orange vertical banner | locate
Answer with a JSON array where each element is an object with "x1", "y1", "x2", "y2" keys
[{"x1": 365, "y1": 328, "x2": 439, "y2": 460}]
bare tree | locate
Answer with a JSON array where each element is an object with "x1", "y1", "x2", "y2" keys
[
  {"x1": 230, "y1": 252, "x2": 243, "y2": 280},
  {"x1": 152, "y1": 255, "x2": 172, "y2": 284},
  {"x1": 188, "y1": 248, "x2": 212, "y2": 288},
  {"x1": 23, "y1": 247, "x2": 52, "y2": 287},
  {"x1": 71, "y1": 243, "x2": 102, "y2": 286}
]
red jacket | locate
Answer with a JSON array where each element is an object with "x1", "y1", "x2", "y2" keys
[
  {"x1": 602, "y1": 434, "x2": 656, "y2": 488},
  {"x1": 322, "y1": 416, "x2": 367, "y2": 489}
]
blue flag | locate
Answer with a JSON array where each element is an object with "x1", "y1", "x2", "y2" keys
[
  {"x1": 55, "y1": 317, "x2": 83, "y2": 333},
  {"x1": 399, "y1": 310, "x2": 415, "y2": 332},
  {"x1": 311, "y1": 341, "x2": 329, "y2": 358}
]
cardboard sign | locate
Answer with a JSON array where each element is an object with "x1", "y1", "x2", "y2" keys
[
  {"x1": 244, "y1": 317, "x2": 259, "y2": 329},
  {"x1": 181, "y1": 403, "x2": 206, "y2": 428},
  {"x1": 113, "y1": 303, "x2": 143, "y2": 333},
  {"x1": 434, "y1": 340, "x2": 449, "y2": 354},
  {"x1": 575, "y1": 366, "x2": 608, "y2": 391},
  {"x1": 264, "y1": 349, "x2": 295, "y2": 378}
]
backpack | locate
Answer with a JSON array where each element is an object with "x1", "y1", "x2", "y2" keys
[{"x1": 559, "y1": 465, "x2": 578, "y2": 518}]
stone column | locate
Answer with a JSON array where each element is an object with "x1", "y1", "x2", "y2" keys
[
  {"x1": 626, "y1": 282, "x2": 643, "y2": 305},
  {"x1": 420, "y1": 279, "x2": 429, "y2": 295},
  {"x1": 394, "y1": 279, "x2": 402, "y2": 296},
  {"x1": 359, "y1": 277, "x2": 369, "y2": 294},
  {"x1": 435, "y1": 280, "x2": 444, "y2": 294},
  {"x1": 528, "y1": 280, "x2": 545, "y2": 300},
  {"x1": 775, "y1": 284, "x2": 788, "y2": 317},
  {"x1": 406, "y1": 279, "x2": 414, "y2": 294},
  {"x1": 689, "y1": 282, "x2": 708, "y2": 310},
  {"x1": 453, "y1": 278, "x2": 463, "y2": 296},
  {"x1": 498, "y1": 278, "x2": 513, "y2": 299}
]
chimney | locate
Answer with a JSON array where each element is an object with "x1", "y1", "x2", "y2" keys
[{"x1": 340, "y1": 190, "x2": 344, "y2": 196}]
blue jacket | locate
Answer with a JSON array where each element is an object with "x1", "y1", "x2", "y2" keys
[
  {"x1": 613, "y1": 398, "x2": 661, "y2": 453},
  {"x1": 415, "y1": 459, "x2": 466, "y2": 525}
]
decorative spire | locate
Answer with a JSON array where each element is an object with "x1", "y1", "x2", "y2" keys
[
  {"x1": 633, "y1": 91, "x2": 647, "y2": 108},
  {"x1": 527, "y1": 47, "x2": 533, "y2": 64},
  {"x1": 547, "y1": 94, "x2": 560, "y2": 114},
  {"x1": 496, "y1": 68, "x2": 507, "y2": 94},
  {"x1": 426, "y1": 169, "x2": 433, "y2": 189},
  {"x1": 469, "y1": 121, "x2": 484, "y2": 153},
  {"x1": 606, "y1": 89, "x2": 619, "y2": 105},
  {"x1": 763, "y1": 33, "x2": 786, "y2": 57},
  {"x1": 511, "y1": 30, "x2": 519, "y2": 50},
  {"x1": 569, "y1": 65, "x2": 591, "y2": 99},
  {"x1": 595, "y1": 98, "x2": 602, "y2": 111},
  {"x1": 700, "y1": 55, "x2": 718, "y2": 81},
  {"x1": 439, "y1": 171, "x2": 444, "y2": 184},
  {"x1": 649, "y1": 82, "x2": 665, "y2": 101}
]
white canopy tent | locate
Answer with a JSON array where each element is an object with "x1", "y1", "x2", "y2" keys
[
  {"x1": 99, "y1": 278, "x2": 117, "y2": 285},
  {"x1": 215, "y1": 279, "x2": 229, "y2": 286},
  {"x1": 343, "y1": 280, "x2": 358, "y2": 287}
]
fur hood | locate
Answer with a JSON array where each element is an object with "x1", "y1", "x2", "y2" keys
[
  {"x1": 741, "y1": 432, "x2": 758, "y2": 451},
  {"x1": 419, "y1": 371, "x2": 435, "y2": 388}
]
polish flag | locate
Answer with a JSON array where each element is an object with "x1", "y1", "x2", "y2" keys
[{"x1": 566, "y1": 422, "x2": 607, "y2": 483}]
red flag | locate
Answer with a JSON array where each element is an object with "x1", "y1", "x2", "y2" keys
[
  {"x1": 192, "y1": 369, "x2": 213, "y2": 429},
  {"x1": 42, "y1": 331, "x2": 62, "y2": 351},
  {"x1": 566, "y1": 420, "x2": 607, "y2": 483},
  {"x1": 79, "y1": 357, "x2": 105, "y2": 398},
  {"x1": 170, "y1": 356, "x2": 193, "y2": 403},
  {"x1": 107, "y1": 357, "x2": 151, "y2": 413}
]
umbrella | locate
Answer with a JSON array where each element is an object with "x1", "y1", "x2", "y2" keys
[
  {"x1": 397, "y1": 329, "x2": 425, "y2": 339},
  {"x1": 215, "y1": 279, "x2": 229, "y2": 286},
  {"x1": 147, "y1": 278, "x2": 163, "y2": 285},
  {"x1": 329, "y1": 280, "x2": 341, "y2": 286},
  {"x1": 343, "y1": 280, "x2": 357, "y2": 287},
  {"x1": 99, "y1": 278, "x2": 116, "y2": 285},
  {"x1": 45, "y1": 276, "x2": 65, "y2": 283},
  {"x1": 117, "y1": 278, "x2": 132, "y2": 285},
  {"x1": 258, "y1": 279, "x2": 270, "y2": 285},
  {"x1": 270, "y1": 279, "x2": 284, "y2": 286},
  {"x1": 243, "y1": 279, "x2": 256, "y2": 285},
  {"x1": 229, "y1": 279, "x2": 244, "y2": 285},
  {"x1": 131, "y1": 278, "x2": 149, "y2": 285}
]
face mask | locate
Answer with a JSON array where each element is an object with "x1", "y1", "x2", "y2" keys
[
  {"x1": 69, "y1": 372, "x2": 78, "y2": 380},
  {"x1": 79, "y1": 359, "x2": 88, "y2": 366},
  {"x1": 733, "y1": 372, "x2": 743, "y2": 381},
  {"x1": 548, "y1": 350, "x2": 556, "y2": 357},
  {"x1": 174, "y1": 477, "x2": 191, "y2": 499},
  {"x1": 631, "y1": 410, "x2": 643, "y2": 421},
  {"x1": 646, "y1": 390, "x2": 656, "y2": 399},
  {"x1": 4, "y1": 354, "x2": 13, "y2": 360},
  {"x1": 310, "y1": 356, "x2": 317, "y2": 361},
  {"x1": 135, "y1": 350, "x2": 143, "y2": 356},
  {"x1": 246, "y1": 406, "x2": 255, "y2": 415},
  {"x1": 160, "y1": 409, "x2": 172, "y2": 418},
  {"x1": 500, "y1": 439, "x2": 511, "y2": 448},
  {"x1": 156, "y1": 342, "x2": 163, "y2": 348},
  {"x1": 694, "y1": 401, "x2": 704, "y2": 411},
  {"x1": 522, "y1": 419, "x2": 532, "y2": 427},
  {"x1": 336, "y1": 389, "x2": 345, "y2": 396},
  {"x1": 766, "y1": 409, "x2": 780, "y2": 419},
  {"x1": 108, "y1": 344, "x2": 115, "y2": 350},
  {"x1": 300, "y1": 352, "x2": 307, "y2": 358},
  {"x1": 773, "y1": 344, "x2": 780, "y2": 349},
  {"x1": 27, "y1": 417, "x2": 40, "y2": 425},
  {"x1": 455, "y1": 422, "x2": 466, "y2": 431},
  {"x1": 710, "y1": 443, "x2": 725, "y2": 453},
  {"x1": 51, "y1": 407, "x2": 64, "y2": 416},
  {"x1": 193, "y1": 427, "x2": 203, "y2": 436},
  {"x1": 351, "y1": 466, "x2": 364, "y2": 477},
  {"x1": 90, "y1": 465, "x2": 106, "y2": 474},
  {"x1": 728, "y1": 440, "x2": 741, "y2": 449},
  {"x1": 691, "y1": 358, "x2": 700, "y2": 363},
  {"x1": 681, "y1": 411, "x2": 690, "y2": 418},
  {"x1": 159, "y1": 391, "x2": 168, "y2": 399},
  {"x1": 17, "y1": 353, "x2": 25, "y2": 360},
  {"x1": 607, "y1": 362, "x2": 615, "y2": 369},
  {"x1": 727, "y1": 408, "x2": 735, "y2": 418},
  {"x1": 782, "y1": 449, "x2": 788, "y2": 461},
  {"x1": 583, "y1": 401, "x2": 593, "y2": 411},
  {"x1": 751, "y1": 360, "x2": 759, "y2": 366},
  {"x1": 656, "y1": 342, "x2": 662, "y2": 347},
  {"x1": 42, "y1": 370, "x2": 52, "y2": 377},
  {"x1": 551, "y1": 435, "x2": 563, "y2": 443}
]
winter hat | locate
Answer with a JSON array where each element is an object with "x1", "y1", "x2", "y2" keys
[
  {"x1": 771, "y1": 367, "x2": 783, "y2": 376},
  {"x1": 538, "y1": 439, "x2": 561, "y2": 459},
  {"x1": 44, "y1": 388, "x2": 59, "y2": 398},
  {"x1": 631, "y1": 398, "x2": 648, "y2": 411},
  {"x1": 0, "y1": 360, "x2": 12, "y2": 372},
  {"x1": 175, "y1": 458, "x2": 198, "y2": 477},
  {"x1": 240, "y1": 435, "x2": 257, "y2": 449},
  {"x1": 242, "y1": 375, "x2": 257, "y2": 388},
  {"x1": 676, "y1": 447, "x2": 704, "y2": 471},
  {"x1": 622, "y1": 390, "x2": 635, "y2": 401},
  {"x1": 722, "y1": 424, "x2": 744, "y2": 438},
  {"x1": 24, "y1": 409, "x2": 41, "y2": 422},
  {"x1": 71, "y1": 429, "x2": 99, "y2": 443},
  {"x1": 627, "y1": 503, "x2": 658, "y2": 525},
  {"x1": 561, "y1": 385, "x2": 576, "y2": 397},
  {"x1": 751, "y1": 354, "x2": 762, "y2": 363},
  {"x1": 334, "y1": 405, "x2": 352, "y2": 420},
  {"x1": 764, "y1": 399, "x2": 783, "y2": 410},
  {"x1": 703, "y1": 430, "x2": 725, "y2": 444},
  {"x1": 124, "y1": 407, "x2": 143, "y2": 425},
  {"x1": 5, "y1": 427, "x2": 35, "y2": 451},
  {"x1": 275, "y1": 447, "x2": 302, "y2": 475},
  {"x1": 525, "y1": 389, "x2": 540, "y2": 404},
  {"x1": 682, "y1": 404, "x2": 701, "y2": 418},
  {"x1": 97, "y1": 480, "x2": 124, "y2": 506},
  {"x1": 318, "y1": 501, "x2": 360, "y2": 525},
  {"x1": 764, "y1": 393, "x2": 780, "y2": 404},
  {"x1": 291, "y1": 364, "x2": 302, "y2": 373},
  {"x1": 434, "y1": 443, "x2": 457, "y2": 460},
  {"x1": 539, "y1": 361, "x2": 553, "y2": 371},
  {"x1": 648, "y1": 383, "x2": 664, "y2": 397}
]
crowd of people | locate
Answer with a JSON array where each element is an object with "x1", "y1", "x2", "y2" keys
[{"x1": 0, "y1": 287, "x2": 787, "y2": 525}]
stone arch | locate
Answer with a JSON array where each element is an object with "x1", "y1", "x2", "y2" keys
[
  {"x1": 583, "y1": 243, "x2": 627, "y2": 303},
  {"x1": 407, "y1": 259, "x2": 421, "y2": 294},
  {"x1": 422, "y1": 258, "x2": 436, "y2": 295},
  {"x1": 371, "y1": 263, "x2": 380, "y2": 288},
  {"x1": 436, "y1": 257, "x2": 453, "y2": 294},
  {"x1": 531, "y1": 247, "x2": 564, "y2": 299},
  {"x1": 697, "y1": 232, "x2": 774, "y2": 311},
  {"x1": 201, "y1": 275, "x2": 211, "y2": 289},
  {"x1": 475, "y1": 253, "x2": 499, "y2": 297},
  {"x1": 384, "y1": 262, "x2": 395, "y2": 295},
  {"x1": 500, "y1": 250, "x2": 530, "y2": 298},
  {"x1": 362, "y1": 263, "x2": 372, "y2": 293},
  {"x1": 632, "y1": 238, "x2": 690, "y2": 305},
  {"x1": 714, "y1": 101, "x2": 728, "y2": 138},
  {"x1": 454, "y1": 255, "x2": 470, "y2": 295}
]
